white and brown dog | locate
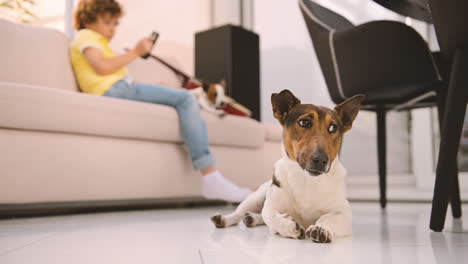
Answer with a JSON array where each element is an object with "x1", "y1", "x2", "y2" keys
[
  {"x1": 210, "y1": 89, "x2": 365, "y2": 243},
  {"x1": 190, "y1": 82, "x2": 227, "y2": 117}
]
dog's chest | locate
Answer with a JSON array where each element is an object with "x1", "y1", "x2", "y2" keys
[
  {"x1": 273, "y1": 158, "x2": 346, "y2": 221},
  {"x1": 190, "y1": 88, "x2": 209, "y2": 102},
  {"x1": 283, "y1": 173, "x2": 339, "y2": 211}
]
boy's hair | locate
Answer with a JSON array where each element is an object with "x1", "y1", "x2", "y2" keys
[{"x1": 74, "y1": 0, "x2": 123, "y2": 30}]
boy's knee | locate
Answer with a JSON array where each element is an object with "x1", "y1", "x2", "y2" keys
[{"x1": 178, "y1": 91, "x2": 197, "y2": 107}]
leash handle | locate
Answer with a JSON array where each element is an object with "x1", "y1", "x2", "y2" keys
[{"x1": 142, "y1": 31, "x2": 159, "y2": 59}]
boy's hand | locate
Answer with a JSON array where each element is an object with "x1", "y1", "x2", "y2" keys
[{"x1": 133, "y1": 37, "x2": 154, "y2": 56}]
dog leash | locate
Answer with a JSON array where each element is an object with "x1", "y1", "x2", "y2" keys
[
  {"x1": 147, "y1": 53, "x2": 201, "y2": 89},
  {"x1": 124, "y1": 48, "x2": 202, "y2": 89},
  {"x1": 124, "y1": 48, "x2": 252, "y2": 117}
]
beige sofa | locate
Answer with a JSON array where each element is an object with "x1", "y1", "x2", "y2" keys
[{"x1": 0, "y1": 19, "x2": 282, "y2": 213}]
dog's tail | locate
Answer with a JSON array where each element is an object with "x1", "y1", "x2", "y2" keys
[{"x1": 211, "y1": 181, "x2": 270, "y2": 228}]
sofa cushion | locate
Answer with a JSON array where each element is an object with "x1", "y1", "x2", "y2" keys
[
  {"x1": 0, "y1": 82, "x2": 265, "y2": 148},
  {"x1": 0, "y1": 19, "x2": 78, "y2": 92}
]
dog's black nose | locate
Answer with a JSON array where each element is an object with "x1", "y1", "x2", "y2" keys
[{"x1": 311, "y1": 152, "x2": 329, "y2": 171}]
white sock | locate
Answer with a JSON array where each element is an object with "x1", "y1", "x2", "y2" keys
[{"x1": 202, "y1": 171, "x2": 252, "y2": 202}]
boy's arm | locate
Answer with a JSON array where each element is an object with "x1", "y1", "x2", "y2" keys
[
  {"x1": 83, "y1": 48, "x2": 139, "y2": 75},
  {"x1": 83, "y1": 36, "x2": 153, "y2": 75}
]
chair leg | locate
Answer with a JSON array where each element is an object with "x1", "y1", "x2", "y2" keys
[
  {"x1": 436, "y1": 84, "x2": 462, "y2": 219},
  {"x1": 430, "y1": 48, "x2": 468, "y2": 232},
  {"x1": 377, "y1": 109, "x2": 387, "y2": 209},
  {"x1": 451, "y1": 169, "x2": 462, "y2": 218}
]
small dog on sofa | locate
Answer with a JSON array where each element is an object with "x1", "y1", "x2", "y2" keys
[
  {"x1": 210, "y1": 89, "x2": 365, "y2": 243},
  {"x1": 190, "y1": 82, "x2": 227, "y2": 117},
  {"x1": 190, "y1": 80, "x2": 252, "y2": 118}
]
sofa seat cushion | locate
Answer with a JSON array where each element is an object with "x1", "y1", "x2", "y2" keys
[{"x1": 0, "y1": 82, "x2": 265, "y2": 148}]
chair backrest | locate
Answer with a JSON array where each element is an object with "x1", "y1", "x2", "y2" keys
[
  {"x1": 299, "y1": 0, "x2": 353, "y2": 104},
  {"x1": 428, "y1": 0, "x2": 468, "y2": 59}
]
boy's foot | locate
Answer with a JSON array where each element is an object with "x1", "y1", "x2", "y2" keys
[{"x1": 202, "y1": 171, "x2": 251, "y2": 203}]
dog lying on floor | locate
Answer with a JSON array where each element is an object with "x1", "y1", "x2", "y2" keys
[{"x1": 210, "y1": 89, "x2": 365, "y2": 243}]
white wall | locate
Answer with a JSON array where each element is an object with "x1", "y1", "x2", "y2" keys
[
  {"x1": 212, "y1": 0, "x2": 254, "y2": 30},
  {"x1": 254, "y1": 0, "x2": 332, "y2": 121},
  {"x1": 212, "y1": 0, "x2": 240, "y2": 26}
]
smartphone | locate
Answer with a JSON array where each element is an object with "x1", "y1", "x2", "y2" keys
[
  {"x1": 142, "y1": 31, "x2": 159, "y2": 59},
  {"x1": 150, "y1": 31, "x2": 159, "y2": 44}
]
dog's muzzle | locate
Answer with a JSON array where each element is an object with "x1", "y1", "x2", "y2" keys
[{"x1": 305, "y1": 151, "x2": 329, "y2": 176}]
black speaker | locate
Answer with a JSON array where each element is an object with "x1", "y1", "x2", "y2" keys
[{"x1": 195, "y1": 24, "x2": 260, "y2": 121}]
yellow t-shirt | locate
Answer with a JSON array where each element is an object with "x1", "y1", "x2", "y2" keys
[{"x1": 70, "y1": 29, "x2": 128, "y2": 95}]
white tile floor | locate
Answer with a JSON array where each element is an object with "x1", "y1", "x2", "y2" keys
[{"x1": 0, "y1": 202, "x2": 467, "y2": 264}]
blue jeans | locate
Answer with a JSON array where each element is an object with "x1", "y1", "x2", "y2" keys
[{"x1": 103, "y1": 80, "x2": 215, "y2": 170}]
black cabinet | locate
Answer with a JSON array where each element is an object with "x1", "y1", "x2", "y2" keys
[{"x1": 195, "y1": 24, "x2": 260, "y2": 120}]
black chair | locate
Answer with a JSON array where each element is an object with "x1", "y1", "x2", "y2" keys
[
  {"x1": 428, "y1": 0, "x2": 467, "y2": 232},
  {"x1": 299, "y1": 0, "x2": 448, "y2": 208}
]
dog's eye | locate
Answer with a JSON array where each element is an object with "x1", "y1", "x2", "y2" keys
[
  {"x1": 213, "y1": 92, "x2": 217, "y2": 97},
  {"x1": 328, "y1": 124, "x2": 337, "y2": 134},
  {"x1": 298, "y1": 119, "x2": 312, "y2": 128}
]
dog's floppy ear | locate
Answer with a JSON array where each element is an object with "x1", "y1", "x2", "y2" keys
[
  {"x1": 334, "y1": 94, "x2": 366, "y2": 132},
  {"x1": 202, "y1": 82, "x2": 210, "y2": 92},
  {"x1": 271, "y1": 89, "x2": 301, "y2": 125},
  {"x1": 219, "y1": 79, "x2": 227, "y2": 89}
]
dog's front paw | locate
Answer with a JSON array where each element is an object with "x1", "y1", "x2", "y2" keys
[
  {"x1": 243, "y1": 213, "x2": 256, "y2": 227},
  {"x1": 217, "y1": 111, "x2": 227, "y2": 118},
  {"x1": 292, "y1": 221, "x2": 306, "y2": 239},
  {"x1": 279, "y1": 214, "x2": 305, "y2": 239},
  {"x1": 305, "y1": 225, "x2": 333, "y2": 243},
  {"x1": 210, "y1": 214, "x2": 226, "y2": 228},
  {"x1": 243, "y1": 212, "x2": 263, "y2": 228}
]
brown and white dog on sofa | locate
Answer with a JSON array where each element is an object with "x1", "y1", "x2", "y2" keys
[
  {"x1": 190, "y1": 82, "x2": 227, "y2": 117},
  {"x1": 210, "y1": 89, "x2": 365, "y2": 243}
]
